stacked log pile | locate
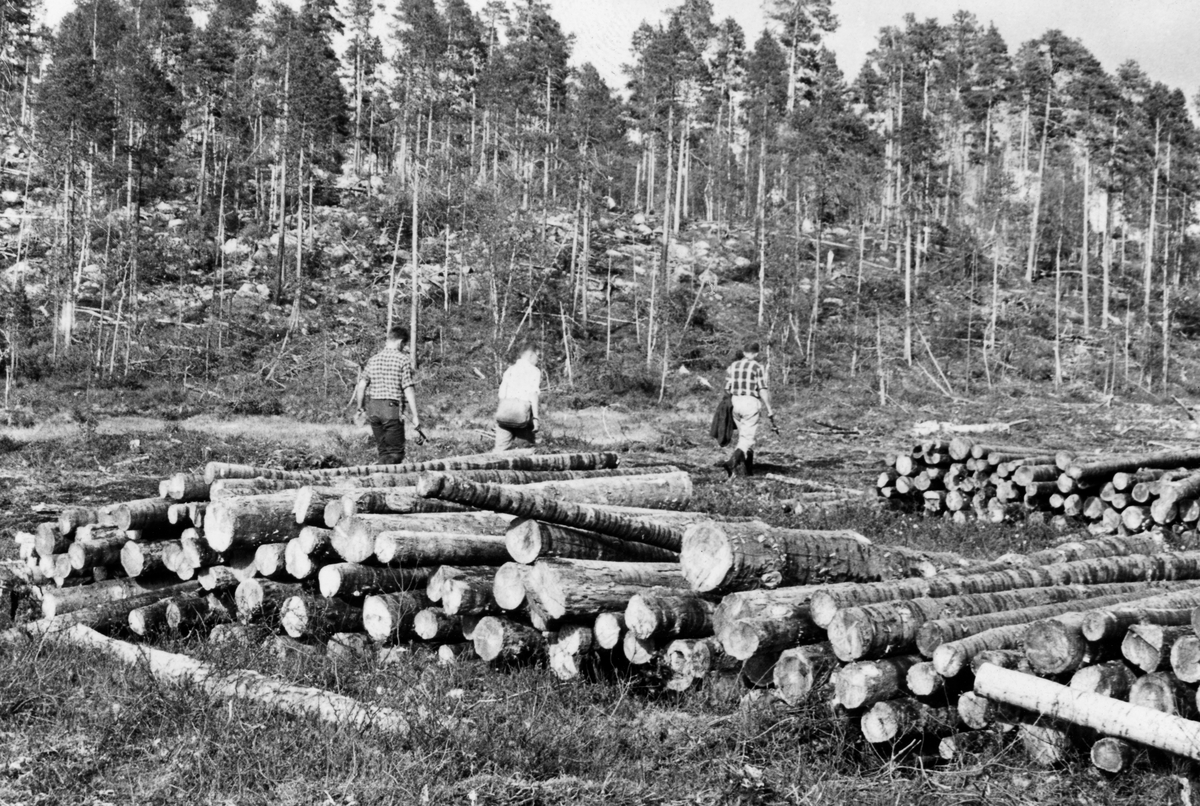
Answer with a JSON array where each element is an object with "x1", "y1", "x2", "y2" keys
[
  {"x1": 877, "y1": 438, "x2": 1200, "y2": 537},
  {"x1": 15, "y1": 446, "x2": 1200, "y2": 772}
]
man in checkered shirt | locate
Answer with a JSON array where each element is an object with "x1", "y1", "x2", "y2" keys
[
  {"x1": 723, "y1": 341, "x2": 774, "y2": 477},
  {"x1": 352, "y1": 326, "x2": 422, "y2": 465}
]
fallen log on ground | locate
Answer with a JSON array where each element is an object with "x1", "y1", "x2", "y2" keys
[
  {"x1": 331, "y1": 513, "x2": 514, "y2": 564},
  {"x1": 861, "y1": 698, "x2": 961, "y2": 744},
  {"x1": 624, "y1": 590, "x2": 716, "y2": 640},
  {"x1": 203, "y1": 451, "x2": 617, "y2": 483},
  {"x1": 504, "y1": 520, "x2": 679, "y2": 565}
]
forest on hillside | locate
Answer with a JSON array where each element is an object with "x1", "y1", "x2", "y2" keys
[{"x1": 0, "y1": 0, "x2": 1197, "y2": 403}]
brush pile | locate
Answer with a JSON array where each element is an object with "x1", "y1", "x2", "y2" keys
[
  {"x1": 878, "y1": 437, "x2": 1200, "y2": 537},
  {"x1": 11, "y1": 447, "x2": 1200, "y2": 773}
]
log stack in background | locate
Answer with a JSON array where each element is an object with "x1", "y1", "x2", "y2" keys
[
  {"x1": 877, "y1": 438, "x2": 1200, "y2": 539},
  {"x1": 16, "y1": 445, "x2": 1200, "y2": 775}
]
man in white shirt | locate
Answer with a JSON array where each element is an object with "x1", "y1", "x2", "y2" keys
[{"x1": 494, "y1": 345, "x2": 541, "y2": 452}]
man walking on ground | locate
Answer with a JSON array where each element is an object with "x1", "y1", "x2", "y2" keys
[
  {"x1": 494, "y1": 344, "x2": 541, "y2": 452},
  {"x1": 353, "y1": 326, "x2": 421, "y2": 465},
  {"x1": 724, "y1": 341, "x2": 774, "y2": 477}
]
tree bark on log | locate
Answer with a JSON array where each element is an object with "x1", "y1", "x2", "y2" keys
[
  {"x1": 112, "y1": 498, "x2": 174, "y2": 531},
  {"x1": 332, "y1": 489, "x2": 467, "y2": 524},
  {"x1": 829, "y1": 582, "x2": 1150, "y2": 663},
  {"x1": 129, "y1": 592, "x2": 211, "y2": 636},
  {"x1": 501, "y1": 472, "x2": 693, "y2": 510},
  {"x1": 235, "y1": 578, "x2": 304, "y2": 623},
  {"x1": 374, "y1": 531, "x2": 511, "y2": 567},
  {"x1": 204, "y1": 451, "x2": 616, "y2": 483},
  {"x1": 416, "y1": 473, "x2": 688, "y2": 552},
  {"x1": 34, "y1": 523, "x2": 72, "y2": 558},
  {"x1": 442, "y1": 576, "x2": 500, "y2": 617},
  {"x1": 833, "y1": 654, "x2": 921, "y2": 709},
  {"x1": 332, "y1": 513, "x2": 514, "y2": 564},
  {"x1": 413, "y1": 607, "x2": 462, "y2": 641},
  {"x1": 526, "y1": 559, "x2": 687, "y2": 622},
  {"x1": 493, "y1": 562, "x2": 531, "y2": 611},
  {"x1": 1170, "y1": 634, "x2": 1200, "y2": 683},
  {"x1": 1080, "y1": 585, "x2": 1200, "y2": 641},
  {"x1": 1122, "y1": 624, "x2": 1191, "y2": 674},
  {"x1": 45, "y1": 624, "x2": 411, "y2": 735},
  {"x1": 472, "y1": 615, "x2": 545, "y2": 662},
  {"x1": 40, "y1": 578, "x2": 179, "y2": 618},
  {"x1": 1129, "y1": 671, "x2": 1197, "y2": 718},
  {"x1": 1091, "y1": 737, "x2": 1135, "y2": 774},
  {"x1": 280, "y1": 594, "x2": 362, "y2": 639},
  {"x1": 1067, "y1": 453, "x2": 1200, "y2": 482},
  {"x1": 975, "y1": 662, "x2": 1200, "y2": 761},
  {"x1": 861, "y1": 697, "x2": 961, "y2": 743},
  {"x1": 905, "y1": 661, "x2": 947, "y2": 697},
  {"x1": 206, "y1": 493, "x2": 303, "y2": 553},
  {"x1": 120, "y1": 540, "x2": 181, "y2": 579},
  {"x1": 166, "y1": 593, "x2": 232, "y2": 633},
  {"x1": 504, "y1": 519, "x2": 679, "y2": 565},
  {"x1": 7, "y1": 583, "x2": 199, "y2": 641},
  {"x1": 622, "y1": 632, "x2": 658, "y2": 665},
  {"x1": 318, "y1": 563, "x2": 435, "y2": 598},
  {"x1": 811, "y1": 552, "x2": 1200, "y2": 629},
  {"x1": 1068, "y1": 659, "x2": 1138, "y2": 698},
  {"x1": 166, "y1": 473, "x2": 211, "y2": 502},
  {"x1": 549, "y1": 625, "x2": 595, "y2": 681},
  {"x1": 722, "y1": 615, "x2": 822, "y2": 660},
  {"x1": 292, "y1": 487, "x2": 348, "y2": 526},
  {"x1": 254, "y1": 543, "x2": 290, "y2": 579},
  {"x1": 362, "y1": 591, "x2": 429, "y2": 643},
  {"x1": 426, "y1": 566, "x2": 494, "y2": 603},
  {"x1": 57, "y1": 506, "x2": 99, "y2": 536},
  {"x1": 68, "y1": 536, "x2": 127, "y2": 572},
  {"x1": 624, "y1": 589, "x2": 715, "y2": 640},
  {"x1": 953, "y1": 534, "x2": 1164, "y2": 577}
]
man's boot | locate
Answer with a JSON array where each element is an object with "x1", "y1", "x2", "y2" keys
[
  {"x1": 729, "y1": 449, "x2": 747, "y2": 478},
  {"x1": 744, "y1": 449, "x2": 755, "y2": 477}
]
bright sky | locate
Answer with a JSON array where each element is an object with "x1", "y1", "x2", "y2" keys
[{"x1": 39, "y1": 0, "x2": 1200, "y2": 101}]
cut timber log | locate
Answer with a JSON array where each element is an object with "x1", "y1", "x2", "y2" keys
[
  {"x1": 1069, "y1": 660, "x2": 1138, "y2": 699},
  {"x1": 1020, "y1": 722, "x2": 1072, "y2": 767},
  {"x1": 622, "y1": 633, "x2": 658, "y2": 665},
  {"x1": 1023, "y1": 611, "x2": 1123, "y2": 675},
  {"x1": 526, "y1": 559, "x2": 686, "y2": 622},
  {"x1": 1091, "y1": 737, "x2": 1135, "y2": 774},
  {"x1": 68, "y1": 536, "x2": 127, "y2": 572},
  {"x1": 361, "y1": 591, "x2": 429, "y2": 643},
  {"x1": 318, "y1": 563, "x2": 435, "y2": 598},
  {"x1": 7, "y1": 583, "x2": 199, "y2": 641},
  {"x1": 206, "y1": 493, "x2": 303, "y2": 553},
  {"x1": 112, "y1": 498, "x2": 174, "y2": 531},
  {"x1": 504, "y1": 519, "x2": 679, "y2": 564},
  {"x1": 833, "y1": 655, "x2": 921, "y2": 709},
  {"x1": 166, "y1": 473, "x2": 210, "y2": 502},
  {"x1": 374, "y1": 531, "x2": 510, "y2": 567},
  {"x1": 828, "y1": 582, "x2": 1150, "y2": 663},
  {"x1": 472, "y1": 615, "x2": 545, "y2": 662},
  {"x1": 121, "y1": 541, "x2": 179, "y2": 579},
  {"x1": 1122, "y1": 625, "x2": 1191, "y2": 674},
  {"x1": 204, "y1": 451, "x2": 616, "y2": 483},
  {"x1": 722, "y1": 616, "x2": 821, "y2": 660},
  {"x1": 332, "y1": 513, "x2": 514, "y2": 564},
  {"x1": 40, "y1": 578, "x2": 179, "y2": 618},
  {"x1": 1129, "y1": 671, "x2": 1197, "y2": 718},
  {"x1": 413, "y1": 608, "x2": 462, "y2": 641},
  {"x1": 441, "y1": 575, "x2": 500, "y2": 617},
  {"x1": 624, "y1": 589, "x2": 715, "y2": 640},
  {"x1": 329, "y1": 488, "x2": 466, "y2": 524},
  {"x1": 427, "y1": 566, "x2": 495, "y2": 603},
  {"x1": 416, "y1": 473, "x2": 686, "y2": 552},
  {"x1": 34, "y1": 523, "x2": 72, "y2": 558},
  {"x1": 57, "y1": 506, "x2": 98, "y2": 536},
  {"x1": 905, "y1": 662, "x2": 947, "y2": 697},
  {"x1": 925, "y1": 584, "x2": 1197, "y2": 676},
  {"x1": 1171, "y1": 635, "x2": 1200, "y2": 683},
  {"x1": 47, "y1": 624, "x2": 410, "y2": 735},
  {"x1": 1080, "y1": 585, "x2": 1200, "y2": 641},
  {"x1": 975, "y1": 662, "x2": 1200, "y2": 761},
  {"x1": 1067, "y1": 452, "x2": 1200, "y2": 482},
  {"x1": 234, "y1": 579, "x2": 303, "y2": 623},
  {"x1": 810, "y1": 551, "x2": 1200, "y2": 629},
  {"x1": 492, "y1": 563, "x2": 531, "y2": 611},
  {"x1": 593, "y1": 612, "x2": 625, "y2": 650},
  {"x1": 292, "y1": 487, "x2": 347, "y2": 526},
  {"x1": 166, "y1": 594, "x2": 232, "y2": 633},
  {"x1": 861, "y1": 698, "x2": 961, "y2": 743},
  {"x1": 128, "y1": 592, "x2": 211, "y2": 636},
  {"x1": 254, "y1": 543, "x2": 289, "y2": 579},
  {"x1": 497, "y1": 471, "x2": 693, "y2": 510},
  {"x1": 280, "y1": 595, "x2": 362, "y2": 640},
  {"x1": 549, "y1": 625, "x2": 595, "y2": 681},
  {"x1": 956, "y1": 534, "x2": 1164, "y2": 576}
]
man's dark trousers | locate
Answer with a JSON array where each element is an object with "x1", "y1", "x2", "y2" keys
[{"x1": 366, "y1": 398, "x2": 406, "y2": 464}]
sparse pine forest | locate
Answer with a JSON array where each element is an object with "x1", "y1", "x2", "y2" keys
[{"x1": 1, "y1": 0, "x2": 1198, "y2": 417}]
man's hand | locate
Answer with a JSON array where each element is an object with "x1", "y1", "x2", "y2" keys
[
  {"x1": 768, "y1": 412, "x2": 780, "y2": 435},
  {"x1": 532, "y1": 417, "x2": 541, "y2": 432}
]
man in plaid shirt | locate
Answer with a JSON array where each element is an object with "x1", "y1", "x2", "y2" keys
[
  {"x1": 723, "y1": 341, "x2": 774, "y2": 477},
  {"x1": 352, "y1": 326, "x2": 422, "y2": 465}
]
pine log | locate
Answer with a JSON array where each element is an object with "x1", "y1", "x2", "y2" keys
[
  {"x1": 975, "y1": 662, "x2": 1200, "y2": 760},
  {"x1": 166, "y1": 594, "x2": 232, "y2": 633},
  {"x1": 723, "y1": 614, "x2": 822, "y2": 661},
  {"x1": 1170, "y1": 634, "x2": 1200, "y2": 683},
  {"x1": 905, "y1": 661, "x2": 947, "y2": 697},
  {"x1": 362, "y1": 591, "x2": 429, "y2": 643},
  {"x1": 828, "y1": 582, "x2": 1150, "y2": 663},
  {"x1": 416, "y1": 473, "x2": 687, "y2": 551},
  {"x1": 235, "y1": 578, "x2": 303, "y2": 623},
  {"x1": 284, "y1": 540, "x2": 317, "y2": 581},
  {"x1": 504, "y1": 519, "x2": 679, "y2": 564},
  {"x1": 1019, "y1": 722, "x2": 1072, "y2": 766},
  {"x1": 68, "y1": 536, "x2": 127, "y2": 572},
  {"x1": 1024, "y1": 612, "x2": 1121, "y2": 675},
  {"x1": 499, "y1": 471, "x2": 692, "y2": 510},
  {"x1": 205, "y1": 493, "x2": 303, "y2": 553},
  {"x1": 374, "y1": 531, "x2": 511, "y2": 567},
  {"x1": 413, "y1": 607, "x2": 462, "y2": 641},
  {"x1": 970, "y1": 649, "x2": 1030, "y2": 673},
  {"x1": 111, "y1": 498, "x2": 175, "y2": 532},
  {"x1": 957, "y1": 691, "x2": 1015, "y2": 730},
  {"x1": 810, "y1": 551, "x2": 1200, "y2": 629},
  {"x1": 593, "y1": 612, "x2": 625, "y2": 650},
  {"x1": 472, "y1": 615, "x2": 545, "y2": 662},
  {"x1": 34, "y1": 523, "x2": 72, "y2": 558},
  {"x1": 436, "y1": 643, "x2": 474, "y2": 664},
  {"x1": 622, "y1": 632, "x2": 658, "y2": 665},
  {"x1": 57, "y1": 506, "x2": 98, "y2": 536},
  {"x1": 1129, "y1": 671, "x2": 1197, "y2": 718},
  {"x1": 526, "y1": 559, "x2": 686, "y2": 622},
  {"x1": 197, "y1": 565, "x2": 244, "y2": 592},
  {"x1": 741, "y1": 652, "x2": 780, "y2": 688},
  {"x1": 711, "y1": 585, "x2": 837, "y2": 651},
  {"x1": 204, "y1": 451, "x2": 615, "y2": 483},
  {"x1": 10, "y1": 583, "x2": 198, "y2": 640},
  {"x1": 938, "y1": 731, "x2": 999, "y2": 761},
  {"x1": 442, "y1": 576, "x2": 500, "y2": 616},
  {"x1": 1012, "y1": 464, "x2": 1060, "y2": 485},
  {"x1": 861, "y1": 698, "x2": 961, "y2": 744},
  {"x1": 166, "y1": 473, "x2": 210, "y2": 502},
  {"x1": 332, "y1": 513, "x2": 514, "y2": 564},
  {"x1": 925, "y1": 585, "x2": 1196, "y2": 677},
  {"x1": 1122, "y1": 624, "x2": 1191, "y2": 674},
  {"x1": 1068, "y1": 660, "x2": 1138, "y2": 698},
  {"x1": 292, "y1": 487, "x2": 348, "y2": 526},
  {"x1": 253, "y1": 543, "x2": 290, "y2": 579},
  {"x1": 332, "y1": 489, "x2": 469, "y2": 524},
  {"x1": 318, "y1": 563, "x2": 434, "y2": 598},
  {"x1": 1068, "y1": 452, "x2": 1200, "y2": 482},
  {"x1": 834, "y1": 655, "x2": 921, "y2": 710},
  {"x1": 121, "y1": 540, "x2": 182, "y2": 579},
  {"x1": 1081, "y1": 585, "x2": 1200, "y2": 641},
  {"x1": 129, "y1": 592, "x2": 211, "y2": 636},
  {"x1": 549, "y1": 625, "x2": 595, "y2": 681},
  {"x1": 493, "y1": 562, "x2": 531, "y2": 611},
  {"x1": 280, "y1": 595, "x2": 361, "y2": 639},
  {"x1": 624, "y1": 589, "x2": 715, "y2": 640},
  {"x1": 1091, "y1": 737, "x2": 1135, "y2": 774},
  {"x1": 426, "y1": 566, "x2": 495, "y2": 603}
]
